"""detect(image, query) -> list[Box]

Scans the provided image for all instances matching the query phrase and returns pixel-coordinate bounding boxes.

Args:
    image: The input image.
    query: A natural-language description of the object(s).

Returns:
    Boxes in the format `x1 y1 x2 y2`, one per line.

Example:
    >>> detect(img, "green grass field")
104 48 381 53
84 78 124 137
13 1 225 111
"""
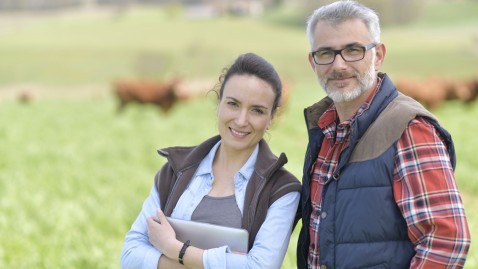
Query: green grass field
1 1 477 268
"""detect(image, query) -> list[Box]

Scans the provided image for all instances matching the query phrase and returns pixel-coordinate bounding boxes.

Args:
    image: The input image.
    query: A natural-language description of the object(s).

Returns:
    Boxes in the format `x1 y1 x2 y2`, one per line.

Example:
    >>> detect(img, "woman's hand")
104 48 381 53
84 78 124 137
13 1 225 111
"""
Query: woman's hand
147 209 182 259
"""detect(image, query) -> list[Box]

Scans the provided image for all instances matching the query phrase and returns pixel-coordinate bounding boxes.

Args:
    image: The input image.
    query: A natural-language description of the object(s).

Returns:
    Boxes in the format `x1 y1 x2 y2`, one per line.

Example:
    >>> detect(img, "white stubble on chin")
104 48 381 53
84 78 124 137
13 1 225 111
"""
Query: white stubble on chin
319 63 376 103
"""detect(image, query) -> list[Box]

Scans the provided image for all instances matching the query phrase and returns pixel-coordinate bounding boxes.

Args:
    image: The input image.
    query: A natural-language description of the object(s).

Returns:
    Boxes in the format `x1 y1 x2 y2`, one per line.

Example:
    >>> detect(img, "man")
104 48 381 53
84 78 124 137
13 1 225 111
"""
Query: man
296 1 471 268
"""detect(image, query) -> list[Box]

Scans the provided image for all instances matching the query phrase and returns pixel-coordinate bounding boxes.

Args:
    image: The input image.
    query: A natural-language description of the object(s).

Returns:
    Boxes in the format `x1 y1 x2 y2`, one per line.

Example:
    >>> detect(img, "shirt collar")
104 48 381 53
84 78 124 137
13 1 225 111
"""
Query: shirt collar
195 140 258 182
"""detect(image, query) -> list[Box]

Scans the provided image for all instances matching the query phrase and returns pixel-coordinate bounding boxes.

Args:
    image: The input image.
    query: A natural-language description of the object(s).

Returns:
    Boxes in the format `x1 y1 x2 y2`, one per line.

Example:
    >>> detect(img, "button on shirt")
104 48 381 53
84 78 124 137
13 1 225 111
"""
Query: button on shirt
121 141 300 269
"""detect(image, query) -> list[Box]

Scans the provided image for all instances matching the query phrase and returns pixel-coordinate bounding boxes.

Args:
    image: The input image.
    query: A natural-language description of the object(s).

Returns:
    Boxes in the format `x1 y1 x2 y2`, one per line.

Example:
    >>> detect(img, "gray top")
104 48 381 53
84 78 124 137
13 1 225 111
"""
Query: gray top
191 194 242 228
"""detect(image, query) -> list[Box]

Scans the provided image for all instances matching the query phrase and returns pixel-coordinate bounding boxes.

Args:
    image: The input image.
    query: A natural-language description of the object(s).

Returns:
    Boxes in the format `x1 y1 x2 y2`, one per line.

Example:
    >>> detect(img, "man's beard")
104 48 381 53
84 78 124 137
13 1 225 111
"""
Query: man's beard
319 62 376 103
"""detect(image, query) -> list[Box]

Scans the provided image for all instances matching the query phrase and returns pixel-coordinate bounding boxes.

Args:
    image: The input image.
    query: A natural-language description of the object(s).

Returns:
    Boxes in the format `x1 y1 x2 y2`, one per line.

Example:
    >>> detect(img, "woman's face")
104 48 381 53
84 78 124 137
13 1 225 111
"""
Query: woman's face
217 74 275 154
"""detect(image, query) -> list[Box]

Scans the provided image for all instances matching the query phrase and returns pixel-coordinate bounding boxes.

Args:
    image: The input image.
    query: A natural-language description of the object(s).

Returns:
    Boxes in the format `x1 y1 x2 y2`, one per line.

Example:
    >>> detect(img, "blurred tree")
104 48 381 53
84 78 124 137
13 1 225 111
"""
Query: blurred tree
299 0 426 25
82 0 97 10
0 0 427 18
0 0 82 10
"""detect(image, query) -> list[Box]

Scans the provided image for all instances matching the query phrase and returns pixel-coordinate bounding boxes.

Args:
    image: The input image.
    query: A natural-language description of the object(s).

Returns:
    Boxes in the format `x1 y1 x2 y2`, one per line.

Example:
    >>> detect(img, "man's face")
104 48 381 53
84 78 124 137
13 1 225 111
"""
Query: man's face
308 19 385 103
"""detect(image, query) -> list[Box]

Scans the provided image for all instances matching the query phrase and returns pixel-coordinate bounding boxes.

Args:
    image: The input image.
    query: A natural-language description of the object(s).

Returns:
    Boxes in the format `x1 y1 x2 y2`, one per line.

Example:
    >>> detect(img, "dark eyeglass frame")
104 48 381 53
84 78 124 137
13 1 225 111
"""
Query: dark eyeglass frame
311 43 377 65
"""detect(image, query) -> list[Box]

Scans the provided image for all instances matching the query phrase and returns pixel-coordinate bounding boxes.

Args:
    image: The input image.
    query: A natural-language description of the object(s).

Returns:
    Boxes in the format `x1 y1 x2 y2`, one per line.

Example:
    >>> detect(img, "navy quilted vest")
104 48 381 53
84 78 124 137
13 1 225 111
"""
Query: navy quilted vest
297 73 455 269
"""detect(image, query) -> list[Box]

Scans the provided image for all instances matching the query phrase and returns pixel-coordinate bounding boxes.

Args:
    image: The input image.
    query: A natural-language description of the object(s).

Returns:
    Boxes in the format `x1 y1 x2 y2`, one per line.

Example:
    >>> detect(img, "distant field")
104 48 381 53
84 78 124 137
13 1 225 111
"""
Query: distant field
0 1 477 86
1 1 477 268
0 6 310 86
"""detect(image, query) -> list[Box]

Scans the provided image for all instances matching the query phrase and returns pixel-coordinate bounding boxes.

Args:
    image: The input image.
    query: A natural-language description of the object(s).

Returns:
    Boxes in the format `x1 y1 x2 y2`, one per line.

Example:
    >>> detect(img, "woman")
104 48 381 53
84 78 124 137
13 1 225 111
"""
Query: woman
120 53 301 269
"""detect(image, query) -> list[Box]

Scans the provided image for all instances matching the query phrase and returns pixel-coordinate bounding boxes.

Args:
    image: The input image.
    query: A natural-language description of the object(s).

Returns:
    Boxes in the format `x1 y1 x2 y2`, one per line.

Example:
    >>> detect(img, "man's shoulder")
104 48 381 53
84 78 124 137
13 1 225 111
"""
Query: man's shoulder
348 93 440 163
304 96 334 129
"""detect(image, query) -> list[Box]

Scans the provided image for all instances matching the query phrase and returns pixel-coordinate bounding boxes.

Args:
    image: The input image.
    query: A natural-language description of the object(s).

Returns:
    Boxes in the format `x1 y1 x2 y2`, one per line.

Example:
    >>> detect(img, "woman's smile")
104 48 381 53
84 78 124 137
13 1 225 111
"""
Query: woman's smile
229 127 250 138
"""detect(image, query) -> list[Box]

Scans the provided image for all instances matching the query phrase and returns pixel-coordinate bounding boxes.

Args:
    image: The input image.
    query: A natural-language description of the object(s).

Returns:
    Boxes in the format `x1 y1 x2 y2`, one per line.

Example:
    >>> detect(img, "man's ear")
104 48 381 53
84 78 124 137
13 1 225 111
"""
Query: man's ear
374 43 386 70
308 53 316 70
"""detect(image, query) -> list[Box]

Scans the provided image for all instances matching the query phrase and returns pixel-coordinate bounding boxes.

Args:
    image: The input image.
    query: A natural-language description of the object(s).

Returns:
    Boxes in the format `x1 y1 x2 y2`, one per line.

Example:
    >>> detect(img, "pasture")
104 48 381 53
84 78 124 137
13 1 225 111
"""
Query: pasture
1 1 478 268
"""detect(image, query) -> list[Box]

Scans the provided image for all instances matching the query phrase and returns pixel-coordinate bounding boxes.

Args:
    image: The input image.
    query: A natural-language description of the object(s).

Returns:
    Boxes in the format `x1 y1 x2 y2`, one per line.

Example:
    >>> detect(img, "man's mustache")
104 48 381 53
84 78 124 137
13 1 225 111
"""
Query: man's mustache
326 71 356 80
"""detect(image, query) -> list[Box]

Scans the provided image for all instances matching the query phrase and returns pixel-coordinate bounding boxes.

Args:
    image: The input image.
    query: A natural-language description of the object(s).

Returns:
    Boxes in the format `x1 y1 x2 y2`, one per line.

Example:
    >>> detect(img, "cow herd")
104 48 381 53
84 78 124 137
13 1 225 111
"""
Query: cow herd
396 76 478 110
10 75 478 113
112 75 478 114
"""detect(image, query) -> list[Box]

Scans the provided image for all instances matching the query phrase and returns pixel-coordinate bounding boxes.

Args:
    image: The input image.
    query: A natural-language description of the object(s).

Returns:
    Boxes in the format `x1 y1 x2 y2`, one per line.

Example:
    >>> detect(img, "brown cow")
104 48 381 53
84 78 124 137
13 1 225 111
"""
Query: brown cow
396 78 445 109
396 76 478 110
17 89 36 104
469 78 478 102
113 78 181 113
450 78 478 104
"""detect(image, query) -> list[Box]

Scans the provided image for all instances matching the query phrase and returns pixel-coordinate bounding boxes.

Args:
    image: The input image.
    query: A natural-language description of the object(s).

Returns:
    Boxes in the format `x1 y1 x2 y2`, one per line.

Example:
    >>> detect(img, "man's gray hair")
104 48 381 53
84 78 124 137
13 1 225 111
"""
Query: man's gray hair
306 0 381 50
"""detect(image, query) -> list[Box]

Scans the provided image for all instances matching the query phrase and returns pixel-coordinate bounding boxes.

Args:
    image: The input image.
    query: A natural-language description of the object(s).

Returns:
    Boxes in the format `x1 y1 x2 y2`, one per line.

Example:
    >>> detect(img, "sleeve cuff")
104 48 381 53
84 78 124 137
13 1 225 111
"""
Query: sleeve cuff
202 246 229 269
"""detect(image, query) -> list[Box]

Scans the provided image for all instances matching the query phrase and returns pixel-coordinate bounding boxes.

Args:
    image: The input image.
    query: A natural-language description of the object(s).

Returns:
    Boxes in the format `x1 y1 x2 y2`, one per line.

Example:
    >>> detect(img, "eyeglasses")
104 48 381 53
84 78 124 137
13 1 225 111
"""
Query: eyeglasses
311 43 377 65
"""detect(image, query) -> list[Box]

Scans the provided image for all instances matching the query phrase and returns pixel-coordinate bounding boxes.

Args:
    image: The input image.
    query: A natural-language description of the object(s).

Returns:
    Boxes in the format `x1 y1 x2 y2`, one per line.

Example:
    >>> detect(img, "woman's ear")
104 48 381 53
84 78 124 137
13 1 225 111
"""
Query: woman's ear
266 117 273 130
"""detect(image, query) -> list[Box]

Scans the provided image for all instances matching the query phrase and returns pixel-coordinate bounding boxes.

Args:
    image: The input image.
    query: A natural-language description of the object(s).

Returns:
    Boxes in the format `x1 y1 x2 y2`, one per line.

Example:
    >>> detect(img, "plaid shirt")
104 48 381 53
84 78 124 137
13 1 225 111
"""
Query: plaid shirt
308 84 470 268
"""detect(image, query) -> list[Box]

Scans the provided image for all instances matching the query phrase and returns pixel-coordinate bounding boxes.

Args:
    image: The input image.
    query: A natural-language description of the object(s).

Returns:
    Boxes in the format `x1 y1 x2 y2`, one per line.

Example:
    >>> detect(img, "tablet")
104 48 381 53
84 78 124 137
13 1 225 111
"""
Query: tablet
166 217 249 253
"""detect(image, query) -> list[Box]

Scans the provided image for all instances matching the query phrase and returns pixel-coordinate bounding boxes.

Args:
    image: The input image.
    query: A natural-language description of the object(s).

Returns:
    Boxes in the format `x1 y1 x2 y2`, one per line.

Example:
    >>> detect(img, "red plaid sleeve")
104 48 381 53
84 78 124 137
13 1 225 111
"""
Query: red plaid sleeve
393 117 471 268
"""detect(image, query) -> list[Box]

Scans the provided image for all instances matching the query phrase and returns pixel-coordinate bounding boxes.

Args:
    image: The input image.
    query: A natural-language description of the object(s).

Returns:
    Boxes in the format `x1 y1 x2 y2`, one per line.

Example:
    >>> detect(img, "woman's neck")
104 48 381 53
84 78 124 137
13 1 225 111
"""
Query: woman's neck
213 144 253 174
209 144 253 197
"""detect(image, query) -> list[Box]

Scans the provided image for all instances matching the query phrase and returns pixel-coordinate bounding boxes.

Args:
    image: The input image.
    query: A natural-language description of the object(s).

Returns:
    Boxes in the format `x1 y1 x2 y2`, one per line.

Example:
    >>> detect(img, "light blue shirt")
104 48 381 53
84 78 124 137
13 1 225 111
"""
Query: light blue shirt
121 142 300 269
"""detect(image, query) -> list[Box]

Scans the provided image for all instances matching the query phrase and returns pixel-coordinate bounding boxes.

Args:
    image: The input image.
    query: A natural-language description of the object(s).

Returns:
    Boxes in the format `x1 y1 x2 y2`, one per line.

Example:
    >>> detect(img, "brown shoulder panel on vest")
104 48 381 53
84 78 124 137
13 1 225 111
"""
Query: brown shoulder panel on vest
349 93 437 163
